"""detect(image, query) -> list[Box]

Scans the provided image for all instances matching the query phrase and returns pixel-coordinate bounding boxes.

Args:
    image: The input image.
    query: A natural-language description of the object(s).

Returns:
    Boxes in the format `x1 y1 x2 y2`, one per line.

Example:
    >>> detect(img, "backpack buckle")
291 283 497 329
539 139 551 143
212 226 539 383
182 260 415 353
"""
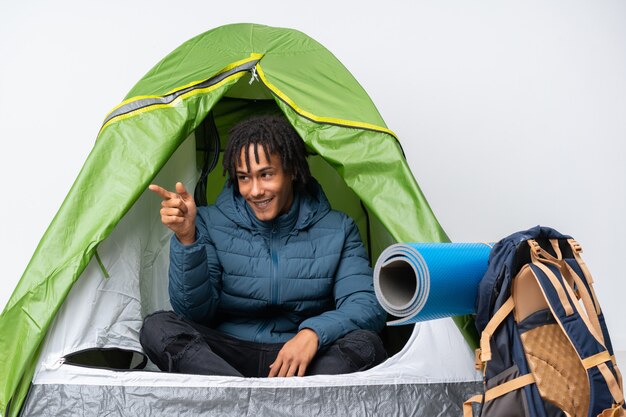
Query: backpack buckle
474 348 485 371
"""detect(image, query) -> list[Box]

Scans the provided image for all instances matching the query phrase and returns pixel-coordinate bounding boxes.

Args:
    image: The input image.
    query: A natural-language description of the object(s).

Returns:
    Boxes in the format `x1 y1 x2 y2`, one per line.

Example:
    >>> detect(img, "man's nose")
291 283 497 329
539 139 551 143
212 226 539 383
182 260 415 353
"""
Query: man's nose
251 178 264 197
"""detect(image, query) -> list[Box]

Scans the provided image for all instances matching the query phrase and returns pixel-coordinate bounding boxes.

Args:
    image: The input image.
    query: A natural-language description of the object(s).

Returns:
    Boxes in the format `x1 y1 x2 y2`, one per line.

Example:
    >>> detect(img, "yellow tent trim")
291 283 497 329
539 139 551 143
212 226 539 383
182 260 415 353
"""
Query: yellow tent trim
255 63 397 139
99 72 248 134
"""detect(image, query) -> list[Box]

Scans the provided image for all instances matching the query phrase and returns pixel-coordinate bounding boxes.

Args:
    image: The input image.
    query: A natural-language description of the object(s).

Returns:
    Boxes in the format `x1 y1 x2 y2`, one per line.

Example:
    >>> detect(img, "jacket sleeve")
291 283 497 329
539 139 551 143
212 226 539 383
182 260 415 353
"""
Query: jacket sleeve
168 209 222 325
298 215 387 349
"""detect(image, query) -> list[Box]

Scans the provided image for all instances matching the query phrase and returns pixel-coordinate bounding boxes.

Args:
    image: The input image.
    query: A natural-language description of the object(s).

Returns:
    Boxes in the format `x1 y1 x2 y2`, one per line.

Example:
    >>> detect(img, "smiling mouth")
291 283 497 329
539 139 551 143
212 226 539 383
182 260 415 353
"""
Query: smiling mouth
251 198 273 210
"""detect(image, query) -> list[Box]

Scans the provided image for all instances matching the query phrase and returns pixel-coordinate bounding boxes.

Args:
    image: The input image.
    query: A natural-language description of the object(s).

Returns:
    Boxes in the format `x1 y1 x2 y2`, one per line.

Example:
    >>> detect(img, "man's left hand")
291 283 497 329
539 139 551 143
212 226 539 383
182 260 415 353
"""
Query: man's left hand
268 328 319 377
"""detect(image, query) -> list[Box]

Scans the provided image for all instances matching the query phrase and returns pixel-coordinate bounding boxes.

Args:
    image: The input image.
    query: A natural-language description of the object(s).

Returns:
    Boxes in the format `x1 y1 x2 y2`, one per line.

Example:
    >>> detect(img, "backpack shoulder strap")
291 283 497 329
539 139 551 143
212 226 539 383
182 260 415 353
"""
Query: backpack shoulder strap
478 296 514 363
526 239 625 410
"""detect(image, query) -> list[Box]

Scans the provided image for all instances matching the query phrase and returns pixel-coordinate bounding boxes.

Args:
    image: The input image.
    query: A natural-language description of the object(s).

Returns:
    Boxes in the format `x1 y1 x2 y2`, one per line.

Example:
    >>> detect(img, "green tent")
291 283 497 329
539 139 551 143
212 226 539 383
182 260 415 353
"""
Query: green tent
0 23 478 417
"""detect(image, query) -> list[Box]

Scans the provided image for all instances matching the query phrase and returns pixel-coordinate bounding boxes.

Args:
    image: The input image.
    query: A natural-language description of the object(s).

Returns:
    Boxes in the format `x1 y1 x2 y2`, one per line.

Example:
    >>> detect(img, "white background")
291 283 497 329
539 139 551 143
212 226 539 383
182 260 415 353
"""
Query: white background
1 1 624 357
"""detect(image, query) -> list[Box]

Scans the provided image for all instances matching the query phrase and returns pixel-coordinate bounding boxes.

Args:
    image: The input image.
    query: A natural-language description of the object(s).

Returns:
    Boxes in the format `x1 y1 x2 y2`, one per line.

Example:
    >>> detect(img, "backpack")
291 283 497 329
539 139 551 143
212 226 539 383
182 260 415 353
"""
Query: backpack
465 226 625 417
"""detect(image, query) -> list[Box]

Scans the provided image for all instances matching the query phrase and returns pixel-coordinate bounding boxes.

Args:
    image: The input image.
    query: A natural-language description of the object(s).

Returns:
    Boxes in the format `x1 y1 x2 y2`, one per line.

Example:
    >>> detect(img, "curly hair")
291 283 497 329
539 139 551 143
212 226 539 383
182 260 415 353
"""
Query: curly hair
223 115 314 195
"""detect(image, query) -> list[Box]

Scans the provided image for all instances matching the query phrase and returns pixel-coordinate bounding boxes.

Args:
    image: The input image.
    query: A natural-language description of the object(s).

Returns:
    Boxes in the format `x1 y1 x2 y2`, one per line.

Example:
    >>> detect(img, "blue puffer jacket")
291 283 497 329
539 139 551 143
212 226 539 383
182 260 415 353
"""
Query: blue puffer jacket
168 181 386 348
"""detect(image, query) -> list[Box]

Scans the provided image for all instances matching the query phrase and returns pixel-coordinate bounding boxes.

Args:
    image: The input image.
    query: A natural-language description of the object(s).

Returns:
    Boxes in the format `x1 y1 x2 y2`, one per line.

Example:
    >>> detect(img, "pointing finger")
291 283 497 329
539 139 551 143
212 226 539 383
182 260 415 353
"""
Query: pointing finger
148 184 175 200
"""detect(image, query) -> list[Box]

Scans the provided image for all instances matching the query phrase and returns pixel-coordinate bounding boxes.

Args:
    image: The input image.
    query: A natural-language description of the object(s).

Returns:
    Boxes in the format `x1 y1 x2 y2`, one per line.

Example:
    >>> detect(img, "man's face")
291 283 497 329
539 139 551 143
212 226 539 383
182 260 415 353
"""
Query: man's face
236 144 294 222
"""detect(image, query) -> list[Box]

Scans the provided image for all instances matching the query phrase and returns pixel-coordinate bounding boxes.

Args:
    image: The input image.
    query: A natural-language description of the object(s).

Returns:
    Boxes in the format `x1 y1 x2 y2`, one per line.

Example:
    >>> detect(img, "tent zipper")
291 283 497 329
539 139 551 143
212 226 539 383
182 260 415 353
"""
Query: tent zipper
101 57 261 130
43 357 65 371
249 66 259 85
270 227 279 305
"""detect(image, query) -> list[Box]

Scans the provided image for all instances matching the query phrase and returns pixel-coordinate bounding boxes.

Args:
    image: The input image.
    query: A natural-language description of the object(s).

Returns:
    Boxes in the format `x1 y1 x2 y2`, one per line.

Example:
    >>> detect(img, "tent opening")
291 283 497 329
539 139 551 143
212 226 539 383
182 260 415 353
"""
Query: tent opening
41 78 414 374
184 84 414 359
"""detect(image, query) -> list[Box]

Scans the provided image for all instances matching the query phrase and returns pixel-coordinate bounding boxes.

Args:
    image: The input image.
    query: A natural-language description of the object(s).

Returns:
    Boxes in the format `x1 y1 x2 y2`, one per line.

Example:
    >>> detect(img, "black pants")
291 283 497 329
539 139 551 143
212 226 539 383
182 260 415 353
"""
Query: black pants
140 311 387 377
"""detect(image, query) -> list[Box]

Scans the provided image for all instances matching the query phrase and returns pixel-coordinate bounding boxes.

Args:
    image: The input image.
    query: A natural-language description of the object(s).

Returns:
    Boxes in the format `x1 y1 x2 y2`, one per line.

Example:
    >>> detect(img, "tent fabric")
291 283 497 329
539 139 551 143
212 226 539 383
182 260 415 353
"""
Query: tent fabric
21 383 481 417
23 137 479 416
23 314 480 416
0 23 474 416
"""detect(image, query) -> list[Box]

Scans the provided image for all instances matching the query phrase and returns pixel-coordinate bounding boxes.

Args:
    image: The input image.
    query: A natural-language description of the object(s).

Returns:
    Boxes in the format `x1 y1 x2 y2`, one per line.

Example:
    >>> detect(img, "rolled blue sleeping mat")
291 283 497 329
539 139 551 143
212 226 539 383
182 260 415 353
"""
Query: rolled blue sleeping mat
373 242 493 325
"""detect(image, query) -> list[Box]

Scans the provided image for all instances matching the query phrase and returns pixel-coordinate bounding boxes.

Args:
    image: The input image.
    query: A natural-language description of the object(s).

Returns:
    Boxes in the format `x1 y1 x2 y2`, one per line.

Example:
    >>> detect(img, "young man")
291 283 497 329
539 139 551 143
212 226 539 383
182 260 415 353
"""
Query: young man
140 115 387 377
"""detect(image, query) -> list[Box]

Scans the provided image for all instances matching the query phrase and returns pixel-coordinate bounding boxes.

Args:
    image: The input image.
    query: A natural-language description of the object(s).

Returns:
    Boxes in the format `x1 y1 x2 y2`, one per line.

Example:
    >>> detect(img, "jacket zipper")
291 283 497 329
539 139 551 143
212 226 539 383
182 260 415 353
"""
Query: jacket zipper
255 227 279 343
270 226 279 305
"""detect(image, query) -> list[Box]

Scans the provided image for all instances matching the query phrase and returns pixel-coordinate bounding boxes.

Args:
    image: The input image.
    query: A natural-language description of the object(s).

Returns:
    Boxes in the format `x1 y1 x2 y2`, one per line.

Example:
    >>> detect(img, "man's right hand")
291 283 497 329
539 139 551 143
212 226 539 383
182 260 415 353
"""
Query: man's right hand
149 182 197 245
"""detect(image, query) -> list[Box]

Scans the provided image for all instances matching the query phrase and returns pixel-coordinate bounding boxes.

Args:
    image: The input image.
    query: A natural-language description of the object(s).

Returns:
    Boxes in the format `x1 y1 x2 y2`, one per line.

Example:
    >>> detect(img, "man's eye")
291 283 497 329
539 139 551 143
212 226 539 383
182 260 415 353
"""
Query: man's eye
237 176 249 182
262 172 274 178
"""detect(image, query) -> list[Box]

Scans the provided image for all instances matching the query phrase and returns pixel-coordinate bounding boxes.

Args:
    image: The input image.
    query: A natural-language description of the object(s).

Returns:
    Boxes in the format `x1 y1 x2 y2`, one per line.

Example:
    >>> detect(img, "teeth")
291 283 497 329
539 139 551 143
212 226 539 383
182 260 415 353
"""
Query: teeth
254 199 271 208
